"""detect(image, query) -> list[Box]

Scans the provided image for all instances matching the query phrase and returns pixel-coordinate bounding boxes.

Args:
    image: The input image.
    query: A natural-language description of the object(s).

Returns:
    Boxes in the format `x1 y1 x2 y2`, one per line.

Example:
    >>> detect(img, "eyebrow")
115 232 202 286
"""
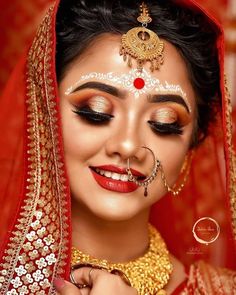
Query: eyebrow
148 94 190 113
71 81 190 113
71 81 125 98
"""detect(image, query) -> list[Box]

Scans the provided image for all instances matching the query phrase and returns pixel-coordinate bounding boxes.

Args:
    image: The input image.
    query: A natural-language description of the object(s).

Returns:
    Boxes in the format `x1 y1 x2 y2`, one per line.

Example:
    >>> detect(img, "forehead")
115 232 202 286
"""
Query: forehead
61 34 195 101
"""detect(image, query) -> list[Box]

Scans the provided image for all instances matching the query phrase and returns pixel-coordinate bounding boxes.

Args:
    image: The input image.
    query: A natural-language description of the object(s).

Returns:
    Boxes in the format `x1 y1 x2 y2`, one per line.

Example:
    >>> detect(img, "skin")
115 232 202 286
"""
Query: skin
58 34 196 294
54 267 138 295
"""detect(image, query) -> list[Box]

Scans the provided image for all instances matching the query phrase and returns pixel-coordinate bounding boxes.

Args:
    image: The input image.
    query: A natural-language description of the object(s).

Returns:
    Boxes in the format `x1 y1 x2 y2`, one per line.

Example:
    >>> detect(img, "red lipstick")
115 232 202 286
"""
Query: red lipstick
90 165 145 194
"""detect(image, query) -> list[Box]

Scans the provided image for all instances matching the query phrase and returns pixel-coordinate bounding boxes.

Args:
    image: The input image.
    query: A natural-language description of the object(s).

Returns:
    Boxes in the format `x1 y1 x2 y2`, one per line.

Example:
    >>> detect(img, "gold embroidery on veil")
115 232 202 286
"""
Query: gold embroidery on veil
181 260 236 294
224 76 236 240
0 6 70 294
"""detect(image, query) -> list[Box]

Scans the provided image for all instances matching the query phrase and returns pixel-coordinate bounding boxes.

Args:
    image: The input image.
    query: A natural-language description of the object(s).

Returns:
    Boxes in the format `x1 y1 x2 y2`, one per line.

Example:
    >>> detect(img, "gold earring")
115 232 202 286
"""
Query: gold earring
160 151 194 196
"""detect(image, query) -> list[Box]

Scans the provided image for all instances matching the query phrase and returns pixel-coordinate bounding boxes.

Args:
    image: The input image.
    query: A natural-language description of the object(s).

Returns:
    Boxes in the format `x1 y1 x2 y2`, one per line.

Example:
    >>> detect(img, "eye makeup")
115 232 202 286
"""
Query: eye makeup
72 95 113 124
148 121 183 135
148 107 183 135
72 95 184 135
65 68 192 113
85 95 113 114
150 108 178 124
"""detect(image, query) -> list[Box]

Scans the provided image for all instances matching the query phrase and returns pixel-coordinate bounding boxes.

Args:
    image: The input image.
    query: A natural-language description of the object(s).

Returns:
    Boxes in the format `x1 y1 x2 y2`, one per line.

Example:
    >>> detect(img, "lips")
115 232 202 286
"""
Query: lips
90 165 145 193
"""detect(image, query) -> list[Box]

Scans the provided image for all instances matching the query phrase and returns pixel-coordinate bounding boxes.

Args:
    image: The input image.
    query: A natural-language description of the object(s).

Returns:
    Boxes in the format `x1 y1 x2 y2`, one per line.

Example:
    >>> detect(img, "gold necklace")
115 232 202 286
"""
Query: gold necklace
71 224 173 295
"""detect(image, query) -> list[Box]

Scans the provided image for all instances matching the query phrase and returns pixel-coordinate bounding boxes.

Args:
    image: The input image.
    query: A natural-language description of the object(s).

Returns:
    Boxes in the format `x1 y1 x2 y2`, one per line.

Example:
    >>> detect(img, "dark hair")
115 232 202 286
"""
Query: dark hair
56 0 220 147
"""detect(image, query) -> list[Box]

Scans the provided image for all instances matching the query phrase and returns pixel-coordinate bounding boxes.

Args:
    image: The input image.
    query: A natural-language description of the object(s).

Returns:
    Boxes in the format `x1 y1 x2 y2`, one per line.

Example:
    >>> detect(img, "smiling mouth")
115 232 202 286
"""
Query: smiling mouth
90 166 146 182
95 168 131 181
89 165 146 193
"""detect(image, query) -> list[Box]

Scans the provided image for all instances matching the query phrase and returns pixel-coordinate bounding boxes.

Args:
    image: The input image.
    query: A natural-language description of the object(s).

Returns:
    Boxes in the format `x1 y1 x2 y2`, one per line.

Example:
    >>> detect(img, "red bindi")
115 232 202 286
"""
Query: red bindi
133 77 145 89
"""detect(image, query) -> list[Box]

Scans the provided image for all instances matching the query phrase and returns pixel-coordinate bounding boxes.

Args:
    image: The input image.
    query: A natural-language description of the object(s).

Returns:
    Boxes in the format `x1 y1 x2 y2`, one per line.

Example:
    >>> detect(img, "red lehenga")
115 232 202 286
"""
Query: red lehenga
0 0 235 294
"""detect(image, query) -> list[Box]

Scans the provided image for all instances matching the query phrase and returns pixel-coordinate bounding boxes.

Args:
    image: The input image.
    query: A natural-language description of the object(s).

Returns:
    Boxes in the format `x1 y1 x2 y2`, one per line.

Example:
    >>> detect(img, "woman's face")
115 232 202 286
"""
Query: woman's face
59 34 196 221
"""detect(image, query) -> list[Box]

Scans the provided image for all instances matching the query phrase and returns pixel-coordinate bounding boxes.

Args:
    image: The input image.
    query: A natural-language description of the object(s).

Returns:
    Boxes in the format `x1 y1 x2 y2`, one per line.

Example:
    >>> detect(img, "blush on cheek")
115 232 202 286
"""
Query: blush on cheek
60 100 104 160
155 141 188 190
62 122 110 161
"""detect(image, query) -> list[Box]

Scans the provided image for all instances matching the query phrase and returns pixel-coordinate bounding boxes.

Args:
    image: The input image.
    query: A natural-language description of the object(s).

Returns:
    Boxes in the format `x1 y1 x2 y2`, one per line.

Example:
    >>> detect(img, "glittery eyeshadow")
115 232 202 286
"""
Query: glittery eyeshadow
87 95 112 113
151 108 178 124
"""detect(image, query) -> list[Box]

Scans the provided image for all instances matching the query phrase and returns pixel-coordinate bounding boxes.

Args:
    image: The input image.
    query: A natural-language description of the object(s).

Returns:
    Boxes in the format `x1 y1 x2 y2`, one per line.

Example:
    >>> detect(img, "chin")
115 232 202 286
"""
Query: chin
91 204 142 222
72 189 151 222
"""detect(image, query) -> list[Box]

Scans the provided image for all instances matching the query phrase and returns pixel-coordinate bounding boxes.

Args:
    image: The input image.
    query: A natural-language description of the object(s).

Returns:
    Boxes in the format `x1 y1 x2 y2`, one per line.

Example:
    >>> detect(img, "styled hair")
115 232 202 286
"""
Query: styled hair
56 0 220 146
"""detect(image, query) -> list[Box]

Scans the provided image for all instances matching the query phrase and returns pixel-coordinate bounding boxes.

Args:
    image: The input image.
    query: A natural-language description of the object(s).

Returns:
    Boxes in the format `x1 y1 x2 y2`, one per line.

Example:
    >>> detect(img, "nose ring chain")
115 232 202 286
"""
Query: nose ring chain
126 146 161 197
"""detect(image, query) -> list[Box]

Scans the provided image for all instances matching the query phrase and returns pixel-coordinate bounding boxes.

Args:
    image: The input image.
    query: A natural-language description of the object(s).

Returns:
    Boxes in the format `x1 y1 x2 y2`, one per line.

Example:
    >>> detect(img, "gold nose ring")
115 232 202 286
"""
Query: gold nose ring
126 146 160 197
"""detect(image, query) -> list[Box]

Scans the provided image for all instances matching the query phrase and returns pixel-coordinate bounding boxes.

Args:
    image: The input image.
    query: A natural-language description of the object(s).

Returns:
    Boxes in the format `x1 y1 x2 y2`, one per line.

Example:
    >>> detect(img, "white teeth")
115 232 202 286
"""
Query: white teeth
104 171 111 178
111 173 120 180
121 174 129 181
96 168 104 175
94 168 131 182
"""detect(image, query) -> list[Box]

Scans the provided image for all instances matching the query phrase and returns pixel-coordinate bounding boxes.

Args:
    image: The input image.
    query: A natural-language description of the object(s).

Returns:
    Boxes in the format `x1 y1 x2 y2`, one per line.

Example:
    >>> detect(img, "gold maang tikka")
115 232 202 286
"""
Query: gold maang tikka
120 2 164 72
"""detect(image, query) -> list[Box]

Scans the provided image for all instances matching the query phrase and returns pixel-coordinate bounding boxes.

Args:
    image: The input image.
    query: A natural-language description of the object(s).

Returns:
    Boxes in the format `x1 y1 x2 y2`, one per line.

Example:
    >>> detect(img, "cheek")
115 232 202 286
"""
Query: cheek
164 147 187 184
60 100 108 162
152 127 193 187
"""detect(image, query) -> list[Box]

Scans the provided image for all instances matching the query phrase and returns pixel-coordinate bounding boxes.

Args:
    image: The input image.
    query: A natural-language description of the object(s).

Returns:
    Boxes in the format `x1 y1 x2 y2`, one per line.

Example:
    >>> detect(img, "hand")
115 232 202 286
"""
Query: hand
54 267 138 295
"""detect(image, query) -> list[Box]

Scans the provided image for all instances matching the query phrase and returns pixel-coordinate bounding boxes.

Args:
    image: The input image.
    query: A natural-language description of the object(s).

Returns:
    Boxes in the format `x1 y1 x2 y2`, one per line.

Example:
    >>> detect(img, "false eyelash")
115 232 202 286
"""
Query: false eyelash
148 120 183 135
72 106 114 124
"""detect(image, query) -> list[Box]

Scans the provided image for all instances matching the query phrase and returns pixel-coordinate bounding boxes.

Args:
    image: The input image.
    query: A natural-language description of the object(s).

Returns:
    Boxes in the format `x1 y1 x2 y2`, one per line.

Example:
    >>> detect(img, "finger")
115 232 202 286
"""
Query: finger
71 267 138 295
72 266 107 286
110 269 131 287
79 288 90 295
72 266 132 289
53 278 83 295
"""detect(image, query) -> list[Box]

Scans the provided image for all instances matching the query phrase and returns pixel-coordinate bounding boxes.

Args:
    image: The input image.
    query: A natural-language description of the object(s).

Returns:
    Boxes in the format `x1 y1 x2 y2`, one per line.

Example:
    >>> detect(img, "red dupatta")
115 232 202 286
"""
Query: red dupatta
0 0 235 294
0 5 71 293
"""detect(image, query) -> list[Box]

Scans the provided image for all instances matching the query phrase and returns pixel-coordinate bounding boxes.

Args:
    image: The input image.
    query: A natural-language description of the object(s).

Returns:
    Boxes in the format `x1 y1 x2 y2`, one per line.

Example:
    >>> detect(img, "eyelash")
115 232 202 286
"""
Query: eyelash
73 106 114 124
73 107 183 135
148 120 183 135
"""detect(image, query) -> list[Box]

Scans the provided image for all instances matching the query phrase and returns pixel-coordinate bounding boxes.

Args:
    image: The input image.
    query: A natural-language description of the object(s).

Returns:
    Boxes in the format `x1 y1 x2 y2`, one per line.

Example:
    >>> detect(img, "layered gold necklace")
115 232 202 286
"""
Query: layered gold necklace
71 224 173 295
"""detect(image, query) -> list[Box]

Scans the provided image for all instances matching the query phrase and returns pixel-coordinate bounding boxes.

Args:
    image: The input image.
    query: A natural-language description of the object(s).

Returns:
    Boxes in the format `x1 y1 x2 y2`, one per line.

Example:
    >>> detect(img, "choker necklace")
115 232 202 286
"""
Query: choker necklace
71 224 173 295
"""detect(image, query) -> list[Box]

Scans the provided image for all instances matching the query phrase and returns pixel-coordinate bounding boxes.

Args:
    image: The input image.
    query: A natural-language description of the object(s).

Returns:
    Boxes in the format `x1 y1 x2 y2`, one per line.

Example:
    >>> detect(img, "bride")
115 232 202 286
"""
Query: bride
0 0 235 294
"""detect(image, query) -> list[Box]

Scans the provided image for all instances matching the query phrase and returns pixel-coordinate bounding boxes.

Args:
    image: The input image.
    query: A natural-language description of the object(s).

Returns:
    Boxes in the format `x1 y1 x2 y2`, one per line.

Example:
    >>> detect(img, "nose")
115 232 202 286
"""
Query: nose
105 122 147 163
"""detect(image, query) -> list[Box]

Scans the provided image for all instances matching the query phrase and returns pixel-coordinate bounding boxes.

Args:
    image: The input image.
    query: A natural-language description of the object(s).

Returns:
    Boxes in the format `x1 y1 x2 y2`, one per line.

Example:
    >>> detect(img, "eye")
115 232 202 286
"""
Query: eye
148 121 183 135
73 105 114 124
148 108 183 135
72 95 114 125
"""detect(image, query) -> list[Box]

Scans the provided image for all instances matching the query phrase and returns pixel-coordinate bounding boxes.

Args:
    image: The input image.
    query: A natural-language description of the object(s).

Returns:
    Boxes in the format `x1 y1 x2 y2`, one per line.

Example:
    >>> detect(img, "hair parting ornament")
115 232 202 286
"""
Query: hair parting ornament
120 2 164 72
65 4 191 110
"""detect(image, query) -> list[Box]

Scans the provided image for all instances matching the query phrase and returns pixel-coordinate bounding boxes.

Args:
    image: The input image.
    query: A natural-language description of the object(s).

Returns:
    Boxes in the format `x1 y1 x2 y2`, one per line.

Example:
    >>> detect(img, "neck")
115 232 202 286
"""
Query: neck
71 202 150 263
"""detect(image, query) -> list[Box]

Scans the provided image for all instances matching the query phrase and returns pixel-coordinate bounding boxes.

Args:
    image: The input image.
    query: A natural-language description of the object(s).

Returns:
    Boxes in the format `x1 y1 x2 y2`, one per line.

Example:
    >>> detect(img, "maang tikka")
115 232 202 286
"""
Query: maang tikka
120 2 164 72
